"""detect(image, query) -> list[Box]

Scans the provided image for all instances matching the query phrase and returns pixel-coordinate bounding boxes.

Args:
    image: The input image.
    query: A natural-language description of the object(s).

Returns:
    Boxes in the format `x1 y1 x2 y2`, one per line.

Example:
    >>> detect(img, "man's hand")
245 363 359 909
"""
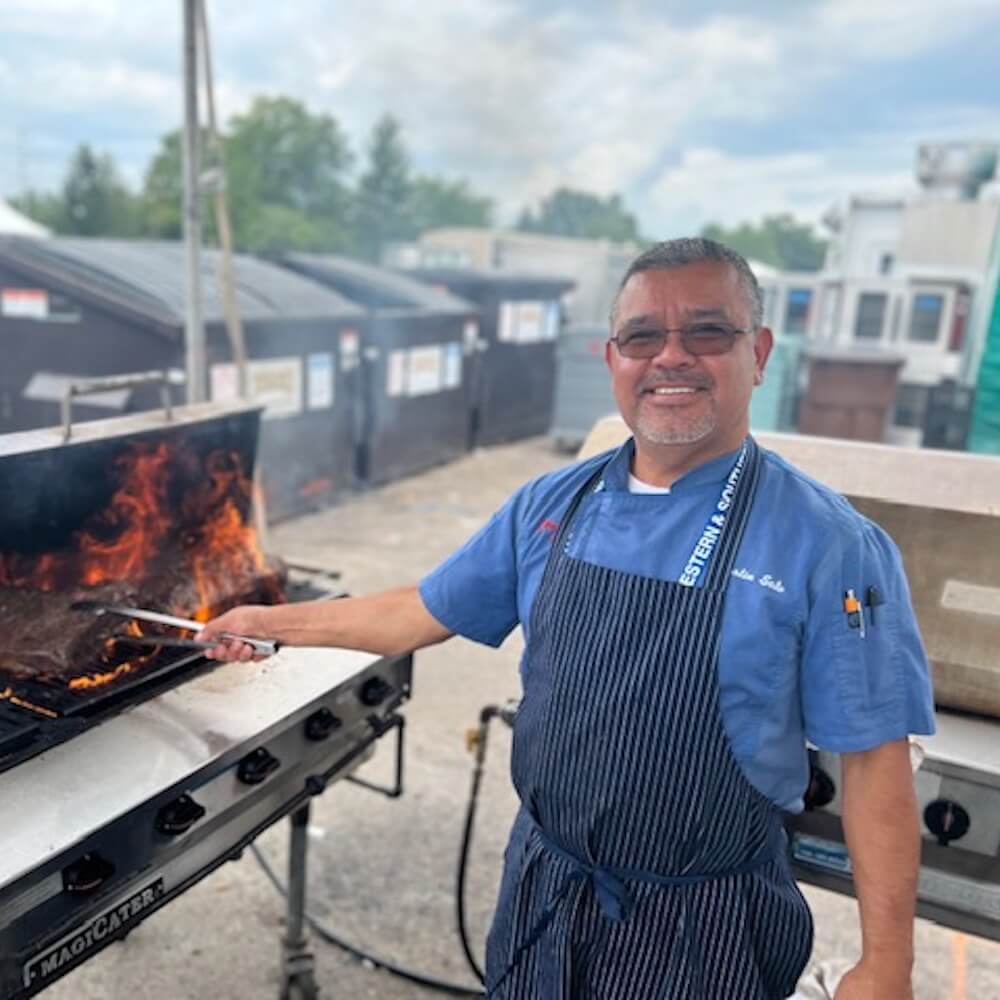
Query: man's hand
834 959 914 1000
200 605 275 662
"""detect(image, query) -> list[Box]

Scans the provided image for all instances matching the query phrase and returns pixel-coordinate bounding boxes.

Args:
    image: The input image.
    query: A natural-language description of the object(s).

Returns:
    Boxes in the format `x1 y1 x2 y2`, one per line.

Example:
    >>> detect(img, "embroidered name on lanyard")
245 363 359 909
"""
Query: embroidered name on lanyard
678 443 748 588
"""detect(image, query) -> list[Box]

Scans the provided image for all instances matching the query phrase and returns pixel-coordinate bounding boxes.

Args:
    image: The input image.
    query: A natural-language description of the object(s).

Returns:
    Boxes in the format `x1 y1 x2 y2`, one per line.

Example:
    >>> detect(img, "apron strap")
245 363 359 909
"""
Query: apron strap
703 436 762 591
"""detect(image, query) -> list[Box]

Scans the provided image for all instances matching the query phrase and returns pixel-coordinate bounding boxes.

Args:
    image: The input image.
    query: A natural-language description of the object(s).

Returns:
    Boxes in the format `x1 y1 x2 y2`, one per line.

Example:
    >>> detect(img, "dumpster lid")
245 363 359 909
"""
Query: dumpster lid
281 253 476 315
0 237 364 329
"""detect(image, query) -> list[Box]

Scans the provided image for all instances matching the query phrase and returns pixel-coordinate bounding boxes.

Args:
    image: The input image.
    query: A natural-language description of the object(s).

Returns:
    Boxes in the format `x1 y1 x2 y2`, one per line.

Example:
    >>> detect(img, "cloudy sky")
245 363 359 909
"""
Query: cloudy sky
2 0 999 236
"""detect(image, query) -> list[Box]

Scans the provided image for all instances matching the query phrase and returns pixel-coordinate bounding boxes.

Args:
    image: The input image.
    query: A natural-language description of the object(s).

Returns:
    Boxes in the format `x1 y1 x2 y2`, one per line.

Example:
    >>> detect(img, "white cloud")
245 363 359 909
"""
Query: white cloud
0 0 997 233
808 0 1000 59
645 147 916 234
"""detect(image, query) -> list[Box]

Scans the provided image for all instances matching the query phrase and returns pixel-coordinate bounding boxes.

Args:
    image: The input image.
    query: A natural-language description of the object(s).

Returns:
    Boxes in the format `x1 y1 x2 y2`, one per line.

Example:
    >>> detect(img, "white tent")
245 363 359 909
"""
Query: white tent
0 200 49 237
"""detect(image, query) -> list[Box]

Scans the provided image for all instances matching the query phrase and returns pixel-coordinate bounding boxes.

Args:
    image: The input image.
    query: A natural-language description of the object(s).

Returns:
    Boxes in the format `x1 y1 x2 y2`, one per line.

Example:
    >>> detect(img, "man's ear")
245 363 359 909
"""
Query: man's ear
753 327 774 382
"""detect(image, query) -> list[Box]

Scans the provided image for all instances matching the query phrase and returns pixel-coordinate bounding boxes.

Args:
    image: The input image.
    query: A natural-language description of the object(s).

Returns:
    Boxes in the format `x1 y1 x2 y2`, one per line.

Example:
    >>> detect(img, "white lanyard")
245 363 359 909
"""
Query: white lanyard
677 442 749 588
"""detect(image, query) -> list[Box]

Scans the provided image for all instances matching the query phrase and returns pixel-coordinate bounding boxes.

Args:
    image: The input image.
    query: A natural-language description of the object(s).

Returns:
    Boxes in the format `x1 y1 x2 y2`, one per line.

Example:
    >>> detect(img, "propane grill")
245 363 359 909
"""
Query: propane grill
0 402 412 999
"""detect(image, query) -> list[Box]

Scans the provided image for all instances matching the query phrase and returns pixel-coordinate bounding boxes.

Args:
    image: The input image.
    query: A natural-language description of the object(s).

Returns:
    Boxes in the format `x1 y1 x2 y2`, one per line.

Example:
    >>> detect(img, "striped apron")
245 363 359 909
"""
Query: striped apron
486 437 814 999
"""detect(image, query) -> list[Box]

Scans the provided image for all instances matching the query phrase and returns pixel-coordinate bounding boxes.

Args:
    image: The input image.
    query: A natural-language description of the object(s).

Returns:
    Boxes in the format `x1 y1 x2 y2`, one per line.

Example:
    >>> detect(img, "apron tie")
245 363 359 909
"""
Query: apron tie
488 818 786 996
537 829 634 922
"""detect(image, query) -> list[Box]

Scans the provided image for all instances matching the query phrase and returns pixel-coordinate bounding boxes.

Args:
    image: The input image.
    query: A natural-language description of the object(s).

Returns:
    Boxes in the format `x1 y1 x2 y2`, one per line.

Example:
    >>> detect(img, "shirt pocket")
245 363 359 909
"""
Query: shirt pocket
829 601 902 719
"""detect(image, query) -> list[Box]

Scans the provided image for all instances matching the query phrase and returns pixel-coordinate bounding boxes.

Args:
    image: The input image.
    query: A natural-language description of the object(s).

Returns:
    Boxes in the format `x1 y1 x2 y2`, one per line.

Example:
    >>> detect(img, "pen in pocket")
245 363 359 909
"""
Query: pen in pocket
865 585 883 625
843 589 866 638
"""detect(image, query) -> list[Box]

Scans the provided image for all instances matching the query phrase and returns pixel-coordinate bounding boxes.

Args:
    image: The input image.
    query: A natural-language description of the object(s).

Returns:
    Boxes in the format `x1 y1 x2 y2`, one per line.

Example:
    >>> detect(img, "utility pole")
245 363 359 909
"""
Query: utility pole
182 0 206 403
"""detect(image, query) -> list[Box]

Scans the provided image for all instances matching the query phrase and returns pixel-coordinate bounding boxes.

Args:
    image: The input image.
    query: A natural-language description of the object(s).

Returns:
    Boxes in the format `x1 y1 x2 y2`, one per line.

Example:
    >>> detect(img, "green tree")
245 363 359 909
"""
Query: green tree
225 96 354 250
141 130 188 239
65 145 139 235
14 145 139 236
701 214 827 271
8 189 64 231
517 188 641 242
239 203 329 254
406 175 493 234
140 97 354 252
353 114 414 261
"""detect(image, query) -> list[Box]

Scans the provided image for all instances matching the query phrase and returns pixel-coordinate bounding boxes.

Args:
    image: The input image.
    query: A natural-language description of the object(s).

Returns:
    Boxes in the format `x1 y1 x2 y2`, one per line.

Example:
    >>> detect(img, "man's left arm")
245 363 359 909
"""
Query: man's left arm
835 738 919 1000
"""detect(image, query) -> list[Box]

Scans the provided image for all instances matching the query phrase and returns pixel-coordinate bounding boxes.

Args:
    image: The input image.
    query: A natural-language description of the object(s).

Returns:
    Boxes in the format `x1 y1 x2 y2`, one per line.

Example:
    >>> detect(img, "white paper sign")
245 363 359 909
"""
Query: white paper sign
339 328 361 371
210 364 240 403
407 345 443 396
498 301 558 344
544 301 560 340
2 288 49 319
515 301 545 343
387 350 408 398
498 302 517 343
212 358 303 420
250 358 303 419
443 343 462 389
307 353 334 410
463 320 480 354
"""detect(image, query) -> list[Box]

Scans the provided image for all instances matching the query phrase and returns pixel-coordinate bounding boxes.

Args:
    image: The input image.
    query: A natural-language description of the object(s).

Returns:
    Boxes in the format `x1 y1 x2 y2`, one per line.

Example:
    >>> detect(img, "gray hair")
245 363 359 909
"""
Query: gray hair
610 237 764 330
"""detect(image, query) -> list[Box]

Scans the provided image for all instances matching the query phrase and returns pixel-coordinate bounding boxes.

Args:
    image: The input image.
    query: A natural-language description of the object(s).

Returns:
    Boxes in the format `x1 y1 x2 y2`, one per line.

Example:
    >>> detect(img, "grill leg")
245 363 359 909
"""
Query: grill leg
280 803 319 1000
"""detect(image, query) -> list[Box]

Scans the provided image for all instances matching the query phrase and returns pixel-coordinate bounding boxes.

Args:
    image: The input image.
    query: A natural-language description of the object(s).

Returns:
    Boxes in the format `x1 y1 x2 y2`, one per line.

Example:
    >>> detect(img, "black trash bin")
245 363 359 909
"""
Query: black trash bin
404 268 574 448
279 253 480 485
0 237 366 521
550 324 618 451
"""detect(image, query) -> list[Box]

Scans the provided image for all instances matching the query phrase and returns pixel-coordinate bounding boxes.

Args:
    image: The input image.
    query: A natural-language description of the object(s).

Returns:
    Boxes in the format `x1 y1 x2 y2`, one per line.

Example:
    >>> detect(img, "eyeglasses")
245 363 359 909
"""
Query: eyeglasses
610 322 751 359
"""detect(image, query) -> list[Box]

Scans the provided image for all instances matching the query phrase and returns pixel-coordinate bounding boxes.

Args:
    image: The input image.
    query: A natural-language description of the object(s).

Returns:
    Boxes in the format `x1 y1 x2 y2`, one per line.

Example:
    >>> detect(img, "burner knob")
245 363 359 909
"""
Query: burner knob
63 853 115 895
803 765 836 811
924 799 971 847
156 794 207 836
359 677 394 707
305 708 342 741
237 747 281 785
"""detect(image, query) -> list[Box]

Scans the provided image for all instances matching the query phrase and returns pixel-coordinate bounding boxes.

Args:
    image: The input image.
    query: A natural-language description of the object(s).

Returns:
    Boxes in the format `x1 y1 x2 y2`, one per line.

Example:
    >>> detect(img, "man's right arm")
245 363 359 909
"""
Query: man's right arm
199 585 453 660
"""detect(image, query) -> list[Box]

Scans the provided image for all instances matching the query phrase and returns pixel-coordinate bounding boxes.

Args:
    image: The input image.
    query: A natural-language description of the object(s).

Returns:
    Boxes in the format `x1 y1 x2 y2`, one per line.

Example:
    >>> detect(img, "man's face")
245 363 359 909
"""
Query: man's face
605 262 772 451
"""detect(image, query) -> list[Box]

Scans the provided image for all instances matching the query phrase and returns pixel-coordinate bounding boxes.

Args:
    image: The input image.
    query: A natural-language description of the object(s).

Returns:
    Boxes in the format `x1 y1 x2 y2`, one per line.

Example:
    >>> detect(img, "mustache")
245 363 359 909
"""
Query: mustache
637 370 714 392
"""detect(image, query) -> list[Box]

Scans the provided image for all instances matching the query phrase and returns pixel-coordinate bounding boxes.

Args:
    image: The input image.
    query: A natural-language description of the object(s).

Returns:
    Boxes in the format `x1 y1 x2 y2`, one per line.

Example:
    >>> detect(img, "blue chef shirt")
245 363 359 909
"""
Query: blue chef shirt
420 439 936 813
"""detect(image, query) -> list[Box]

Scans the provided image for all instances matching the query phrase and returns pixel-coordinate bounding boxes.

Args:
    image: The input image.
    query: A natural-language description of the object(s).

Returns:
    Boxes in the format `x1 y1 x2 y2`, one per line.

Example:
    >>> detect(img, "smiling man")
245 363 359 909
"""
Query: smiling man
202 238 935 1000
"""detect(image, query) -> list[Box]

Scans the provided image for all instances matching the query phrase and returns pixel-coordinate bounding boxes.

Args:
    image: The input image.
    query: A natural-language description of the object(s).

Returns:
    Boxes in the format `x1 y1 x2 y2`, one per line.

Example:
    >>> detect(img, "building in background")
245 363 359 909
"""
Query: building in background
802 141 1000 447
386 227 637 327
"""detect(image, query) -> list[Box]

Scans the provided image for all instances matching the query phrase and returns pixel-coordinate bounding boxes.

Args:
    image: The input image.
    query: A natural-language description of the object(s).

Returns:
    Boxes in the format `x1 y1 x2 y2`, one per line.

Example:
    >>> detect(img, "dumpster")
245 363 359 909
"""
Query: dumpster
279 253 479 485
0 237 365 521
405 268 574 447
549 324 617 451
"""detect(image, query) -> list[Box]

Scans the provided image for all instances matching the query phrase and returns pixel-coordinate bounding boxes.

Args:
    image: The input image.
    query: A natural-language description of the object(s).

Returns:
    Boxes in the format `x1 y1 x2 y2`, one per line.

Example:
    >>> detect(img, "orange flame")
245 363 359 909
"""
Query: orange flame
76 442 173 587
182 450 269 622
0 438 276 691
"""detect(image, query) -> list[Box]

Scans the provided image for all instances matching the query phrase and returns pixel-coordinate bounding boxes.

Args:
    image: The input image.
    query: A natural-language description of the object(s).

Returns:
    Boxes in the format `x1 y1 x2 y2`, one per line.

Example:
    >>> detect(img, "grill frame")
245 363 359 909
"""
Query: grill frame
0 645 413 999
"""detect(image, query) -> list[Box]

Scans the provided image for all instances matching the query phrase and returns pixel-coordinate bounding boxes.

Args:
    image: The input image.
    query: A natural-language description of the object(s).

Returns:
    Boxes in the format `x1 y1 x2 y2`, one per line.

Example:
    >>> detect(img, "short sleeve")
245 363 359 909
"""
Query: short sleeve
418 492 523 648
801 519 936 751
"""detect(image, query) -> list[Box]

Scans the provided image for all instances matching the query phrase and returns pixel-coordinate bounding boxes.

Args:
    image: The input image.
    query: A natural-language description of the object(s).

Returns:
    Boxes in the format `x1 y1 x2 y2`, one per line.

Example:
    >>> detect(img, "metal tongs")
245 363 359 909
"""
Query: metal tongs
71 601 281 656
